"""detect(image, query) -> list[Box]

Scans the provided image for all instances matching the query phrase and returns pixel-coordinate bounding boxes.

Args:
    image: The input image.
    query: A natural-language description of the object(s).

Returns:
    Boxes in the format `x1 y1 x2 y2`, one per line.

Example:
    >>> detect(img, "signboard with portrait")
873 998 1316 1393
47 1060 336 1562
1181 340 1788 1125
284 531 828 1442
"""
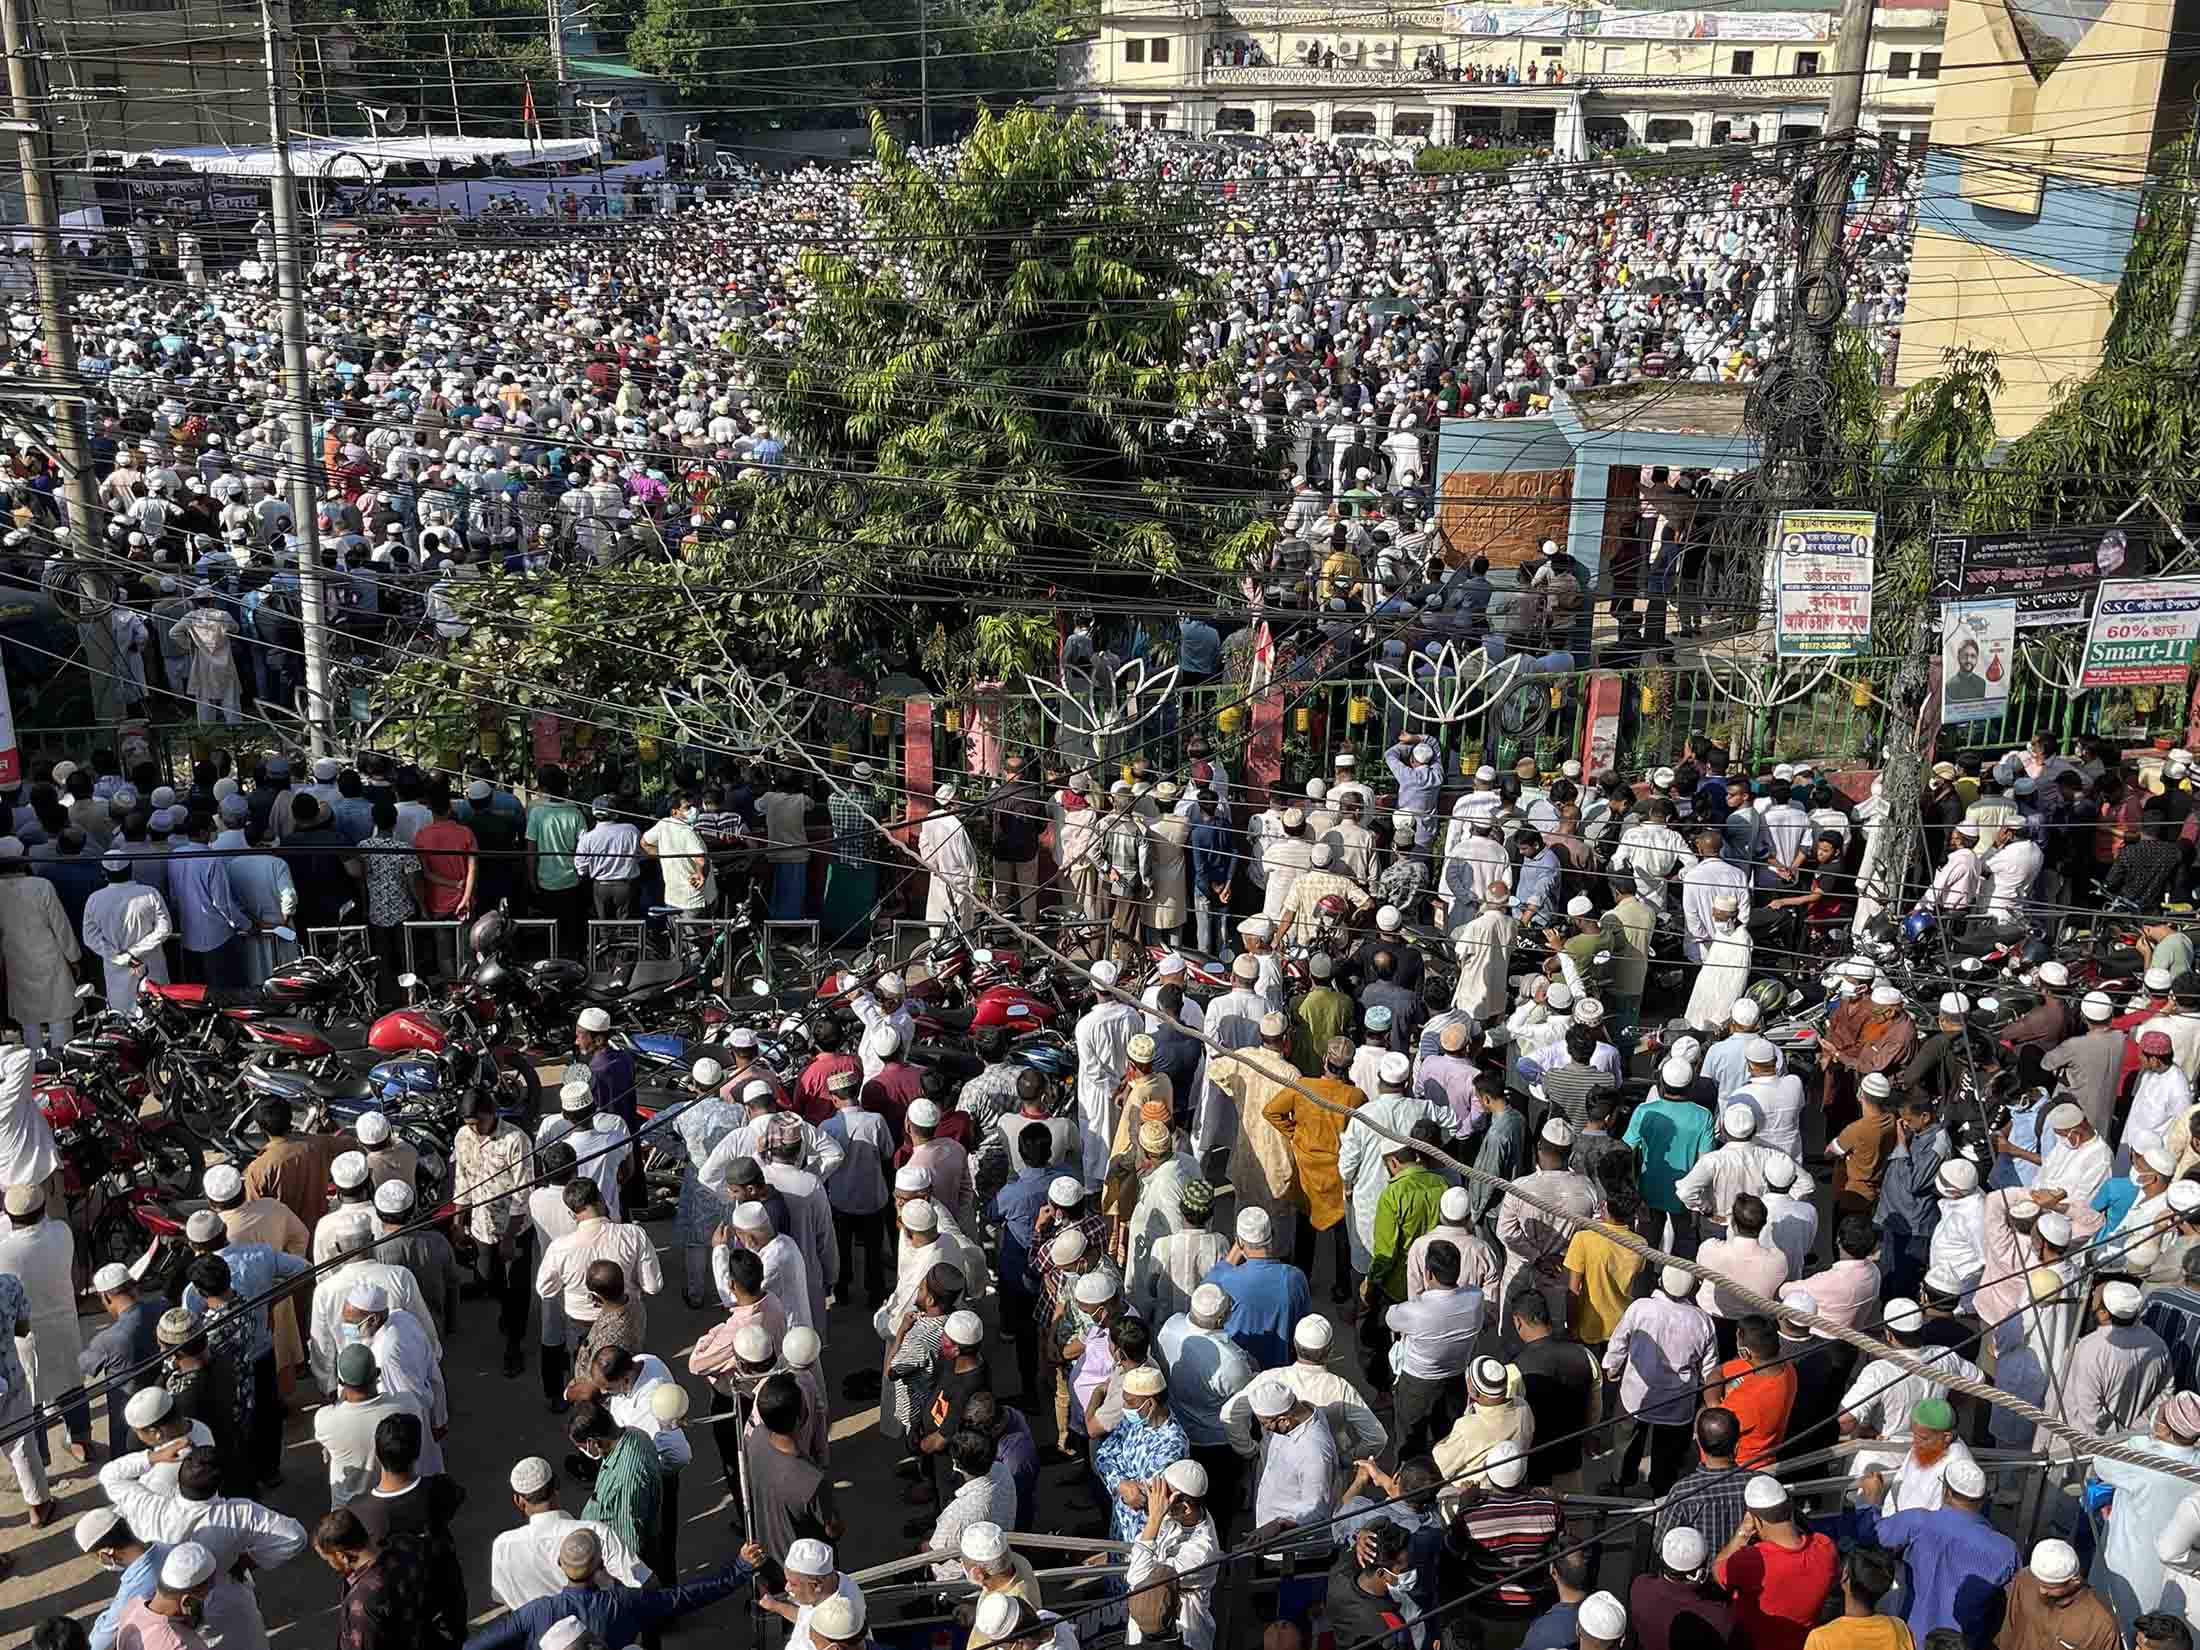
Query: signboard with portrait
1930 523 2154 629
1940 600 2015 725
91 170 271 224
2079 579 2200 689
1773 508 1877 657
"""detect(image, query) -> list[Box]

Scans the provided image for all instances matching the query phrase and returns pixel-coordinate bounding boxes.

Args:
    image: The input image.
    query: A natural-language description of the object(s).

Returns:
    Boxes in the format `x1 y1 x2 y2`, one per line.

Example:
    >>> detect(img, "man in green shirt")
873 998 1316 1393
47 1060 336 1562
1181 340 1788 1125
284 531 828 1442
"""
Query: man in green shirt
1365 1119 1450 1308
525 764 589 955
1291 954 1354 1076
572 1398 663 1579
1623 1058 1717 1245
1548 897 1609 999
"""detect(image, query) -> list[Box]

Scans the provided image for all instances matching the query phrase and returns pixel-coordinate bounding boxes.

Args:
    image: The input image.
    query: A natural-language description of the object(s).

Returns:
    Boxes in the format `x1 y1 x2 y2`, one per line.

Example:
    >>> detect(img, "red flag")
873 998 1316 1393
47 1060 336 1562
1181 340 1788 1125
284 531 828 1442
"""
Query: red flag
521 79 539 151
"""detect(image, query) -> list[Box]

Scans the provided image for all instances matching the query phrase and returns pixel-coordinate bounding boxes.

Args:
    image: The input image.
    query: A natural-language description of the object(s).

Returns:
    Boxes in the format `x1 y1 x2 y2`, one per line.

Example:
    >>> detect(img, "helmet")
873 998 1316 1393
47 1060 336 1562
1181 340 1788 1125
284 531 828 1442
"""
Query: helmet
1315 894 1351 924
471 958 513 996
1899 910 1938 946
467 909 510 960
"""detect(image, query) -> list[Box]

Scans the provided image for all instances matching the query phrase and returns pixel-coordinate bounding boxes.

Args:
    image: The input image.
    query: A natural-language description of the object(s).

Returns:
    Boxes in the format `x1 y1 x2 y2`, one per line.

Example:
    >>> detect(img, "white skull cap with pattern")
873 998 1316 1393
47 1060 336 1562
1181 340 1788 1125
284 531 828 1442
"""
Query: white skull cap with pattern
787 1537 837 1575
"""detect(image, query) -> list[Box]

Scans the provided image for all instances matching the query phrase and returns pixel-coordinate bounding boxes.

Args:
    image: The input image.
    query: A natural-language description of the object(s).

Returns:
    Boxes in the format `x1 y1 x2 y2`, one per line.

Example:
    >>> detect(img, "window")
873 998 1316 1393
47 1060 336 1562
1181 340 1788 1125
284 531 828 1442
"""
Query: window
1125 38 1145 61
1919 51 1941 76
1601 45 1627 71
1146 104 1169 127
1886 50 1913 77
1795 50 1820 74
1394 111 1433 136
1729 48 1754 73
1216 106 1255 130
1332 109 1376 133
1150 37 1170 60
1645 117 1693 142
1539 44 1562 55
1122 105 1141 126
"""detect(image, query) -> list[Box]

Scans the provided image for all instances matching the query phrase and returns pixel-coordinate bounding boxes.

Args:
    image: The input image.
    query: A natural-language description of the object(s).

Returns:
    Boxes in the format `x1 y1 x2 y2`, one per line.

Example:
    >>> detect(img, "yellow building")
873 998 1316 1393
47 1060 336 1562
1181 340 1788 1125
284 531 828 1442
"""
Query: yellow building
1895 0 2197 437
1054 0 1947 155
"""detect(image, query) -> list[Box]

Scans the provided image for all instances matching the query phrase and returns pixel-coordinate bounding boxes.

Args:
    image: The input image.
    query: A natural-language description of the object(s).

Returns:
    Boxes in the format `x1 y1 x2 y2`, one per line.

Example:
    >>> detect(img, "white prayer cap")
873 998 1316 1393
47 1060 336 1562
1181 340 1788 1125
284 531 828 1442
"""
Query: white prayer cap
1870 985 1905 1007
1293 1315 1334 1353
1474 765 1498 784
971 1595 1028 1643
649 1383 691 1424
865 1023 902 1061
374 1180 415 1217
1938 992 1971 1017
558 1078 594 1114
2173 1181 2200 1214
877 971 907 996
577 1006 612 1033
2104 1280 2144 1319
1720 1103 1757 1139
1546 983 1574 1011
1660 1528 1708 1572
1248 1379 1292 1418
1936 1159 1978 1195
74 1507 126 1553
1564 895 1595 918
1376 905 1404 932
1047 1174 1081 1207
1743 1474 1787 1510
2037 961 2071 987
346 1282 390 1313
1728 999 1761 1028
2149 967 2177 992
935 783 957 805
787 1537 837 1575
1073 1270 1116 1307
1946 1457 1988 1498
901 1201 937 1232
2044 1102 2086 1133
729 1028 760 1050
314 756 341 781
184 1210 226 1245
896 1165 935 1193
124 1387 174 1429
1762 1155 1797 1189
1484 1440 1528 1487
1882 1298 1925 1333
1377 1051 1411 1085
202 1165 244 1202
1309 842 1335 867
958 1523 1007 1564
1164 1458 1210 1497
541 1622 591 1650
1440 1187 1471 1222
691 1057 724 1088
1924 1263 1966 1297
1236 1207 1273 1246
2039 1212 2074 1246
1049 1229 1087 1266
1660 1264 1693 1297
510 1456 554 1495
1190 1283 1230 1321
733 1201 773 1234
732 1325 775 1364
2007 1197 2041 1221
2031 1539 2081 1584
2081 992 2116 1021
1540 1118 1575 1148
1579 1592 1628 1643
92 1263 133 1295
1089 960 1120 987
332 1151 371 1189
161 1543 218 1590
1155 953 1188 977
1861 1073 1893 1099
2144 1144 2179 1176
781 1327 821 1367
908 1099 941 1130
944 1309 984 1347
1745 1037 1777 1064
743 1080 774 1104
1778 1286 1817 1318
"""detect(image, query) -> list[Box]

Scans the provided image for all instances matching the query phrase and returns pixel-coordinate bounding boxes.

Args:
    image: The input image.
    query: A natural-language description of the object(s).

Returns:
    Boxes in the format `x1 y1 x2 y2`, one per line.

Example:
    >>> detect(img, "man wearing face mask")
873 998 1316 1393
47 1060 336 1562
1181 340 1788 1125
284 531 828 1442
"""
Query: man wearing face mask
1127 1458 1221 1649
760 1536 865 1650
1326 1516 1426 1650
78 1508 171 1650
1822 977 1917 1138
641 793 715 919
110 1541 219 1650
340 1284 447 1446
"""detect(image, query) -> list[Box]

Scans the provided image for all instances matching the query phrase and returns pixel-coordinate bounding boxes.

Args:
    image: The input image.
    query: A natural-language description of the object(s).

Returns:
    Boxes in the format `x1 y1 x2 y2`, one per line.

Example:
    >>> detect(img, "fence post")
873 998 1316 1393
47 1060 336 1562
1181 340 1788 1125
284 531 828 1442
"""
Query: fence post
1582 670 1623 773
904 696 935 921
1246 686 1284 793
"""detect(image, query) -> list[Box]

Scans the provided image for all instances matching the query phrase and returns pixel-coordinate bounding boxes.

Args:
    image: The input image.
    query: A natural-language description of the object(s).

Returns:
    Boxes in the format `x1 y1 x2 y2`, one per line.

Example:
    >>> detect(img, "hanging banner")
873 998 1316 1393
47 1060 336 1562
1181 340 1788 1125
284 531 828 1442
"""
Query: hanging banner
1940 599 2016 724
0 657 16 788
2080 578 2200 688
1930 523 2155 629
1773 508 1877 658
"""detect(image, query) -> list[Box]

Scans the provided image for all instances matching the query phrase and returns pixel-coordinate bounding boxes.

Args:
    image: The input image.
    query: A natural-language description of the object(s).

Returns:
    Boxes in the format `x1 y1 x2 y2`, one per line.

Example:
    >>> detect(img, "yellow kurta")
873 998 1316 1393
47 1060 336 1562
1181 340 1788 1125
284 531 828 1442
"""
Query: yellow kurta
221 1196 312 1379
1220 1047 1304 1215
1264 1074 1365 1230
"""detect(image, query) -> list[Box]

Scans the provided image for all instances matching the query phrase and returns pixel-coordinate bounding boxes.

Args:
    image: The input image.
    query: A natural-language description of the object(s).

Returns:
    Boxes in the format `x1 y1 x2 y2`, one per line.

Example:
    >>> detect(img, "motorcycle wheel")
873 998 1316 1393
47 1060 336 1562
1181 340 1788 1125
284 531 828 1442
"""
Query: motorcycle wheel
87 1201 146 1274
141 1134 202 1200
486 1047 543 1122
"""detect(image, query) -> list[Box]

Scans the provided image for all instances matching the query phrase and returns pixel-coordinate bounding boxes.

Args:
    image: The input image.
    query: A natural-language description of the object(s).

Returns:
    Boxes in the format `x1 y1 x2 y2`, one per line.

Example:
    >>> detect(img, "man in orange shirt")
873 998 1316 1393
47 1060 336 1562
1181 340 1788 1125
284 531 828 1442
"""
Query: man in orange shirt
409 784 476 980
1712 1314 1797 1468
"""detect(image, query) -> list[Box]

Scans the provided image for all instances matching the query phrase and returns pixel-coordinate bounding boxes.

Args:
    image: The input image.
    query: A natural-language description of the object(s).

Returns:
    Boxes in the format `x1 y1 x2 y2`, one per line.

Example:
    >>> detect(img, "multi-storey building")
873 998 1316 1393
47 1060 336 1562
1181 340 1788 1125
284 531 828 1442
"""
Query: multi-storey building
1053 0 1947 157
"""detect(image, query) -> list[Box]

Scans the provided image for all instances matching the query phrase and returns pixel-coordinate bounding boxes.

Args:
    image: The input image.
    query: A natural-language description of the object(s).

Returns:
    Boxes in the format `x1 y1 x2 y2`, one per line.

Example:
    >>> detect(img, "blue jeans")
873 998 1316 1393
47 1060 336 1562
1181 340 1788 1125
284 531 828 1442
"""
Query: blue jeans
1194 888 1229 957
769 860 806 922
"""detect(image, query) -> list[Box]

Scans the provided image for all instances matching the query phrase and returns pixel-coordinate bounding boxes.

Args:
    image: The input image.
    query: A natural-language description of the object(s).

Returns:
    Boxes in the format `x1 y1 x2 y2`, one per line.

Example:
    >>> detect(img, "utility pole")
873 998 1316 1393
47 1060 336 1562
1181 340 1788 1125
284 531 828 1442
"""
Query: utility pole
547 0 571 139
918 0 932 148
260 0 333 756
444 34 465 136
1790 0 1876 380
1 0 122 723
2171 106 2200 341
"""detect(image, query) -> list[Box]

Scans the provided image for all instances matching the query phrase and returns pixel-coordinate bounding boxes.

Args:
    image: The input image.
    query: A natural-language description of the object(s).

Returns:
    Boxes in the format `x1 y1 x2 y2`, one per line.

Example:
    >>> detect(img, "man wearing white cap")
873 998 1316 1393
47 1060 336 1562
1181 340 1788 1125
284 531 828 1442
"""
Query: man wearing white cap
1439 793 1509 928
1214 1011 1305 1260
1073 960 1141 1190
314 1152 379 1266
1124 1456 1221 1648
82 1260 167 1460
2042 993 2128 1142
339 1278 446 1438
1239 1376 1336 1544
1611 797 1691 915
2007 1101 2113 1237
81 847 173 1012
1337 1048 1460 1282
1679 827 1750 965
1386 738 1441 851
1675 1104 1783 1238
1 1177 98 1468
0 1251 55 1528
1495 1118 1598 1330
353 1109 418 1200
1715 1476 1837 1646
1603 1266 1718 1493
446 1519 755 1650
718 1199 815 1336
1408 1184 1500 1299
368 1176 462 1334
0 842 81 1049
111 1540 218 1650
1683 894 1752 1033
491 1455 651 1609
2000 1538 2118 1650
918 782 979 936
1729 1038 1805 1166
2057 1279 2172 1450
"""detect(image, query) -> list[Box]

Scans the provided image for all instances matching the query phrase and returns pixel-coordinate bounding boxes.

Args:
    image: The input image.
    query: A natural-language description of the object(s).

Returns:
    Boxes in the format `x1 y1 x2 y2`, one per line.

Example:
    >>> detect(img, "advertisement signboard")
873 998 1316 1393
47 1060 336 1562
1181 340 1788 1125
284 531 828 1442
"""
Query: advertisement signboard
1940 600 2016 724
2079 579 2200 689
1773 509 1877 658
1931 523 2154 629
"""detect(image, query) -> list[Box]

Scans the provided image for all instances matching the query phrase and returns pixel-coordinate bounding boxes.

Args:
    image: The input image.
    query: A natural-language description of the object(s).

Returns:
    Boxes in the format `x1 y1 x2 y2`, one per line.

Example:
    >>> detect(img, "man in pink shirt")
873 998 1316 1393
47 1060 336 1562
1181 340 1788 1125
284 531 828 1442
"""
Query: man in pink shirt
1801 1213 1884 1332
116 1542 218 1650
1694 1195 1790 1352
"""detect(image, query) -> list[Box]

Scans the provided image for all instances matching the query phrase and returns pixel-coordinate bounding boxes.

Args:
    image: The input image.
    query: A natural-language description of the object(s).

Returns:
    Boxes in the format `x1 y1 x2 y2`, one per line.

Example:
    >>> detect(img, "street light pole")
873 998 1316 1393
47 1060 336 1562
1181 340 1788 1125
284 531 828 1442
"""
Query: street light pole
260 0 333 755
918 0 932 148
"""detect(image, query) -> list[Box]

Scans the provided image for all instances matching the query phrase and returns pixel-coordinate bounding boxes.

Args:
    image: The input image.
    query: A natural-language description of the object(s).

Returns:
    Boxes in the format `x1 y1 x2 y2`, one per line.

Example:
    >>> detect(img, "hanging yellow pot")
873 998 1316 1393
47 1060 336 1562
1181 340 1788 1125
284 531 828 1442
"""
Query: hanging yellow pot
2134 687 2160 713
1851 679 1874 709
1639 679 1658 714
637 735 659 764
1216 704 1246 736
1121 760 1136 784
1548 682 1563 709
831 739 850 764
573 724 594 750
479 726 501 757
943 706 962 734
438 748 462 773
1293 706 1313 736
870 709 890 739
1347 694 1373 727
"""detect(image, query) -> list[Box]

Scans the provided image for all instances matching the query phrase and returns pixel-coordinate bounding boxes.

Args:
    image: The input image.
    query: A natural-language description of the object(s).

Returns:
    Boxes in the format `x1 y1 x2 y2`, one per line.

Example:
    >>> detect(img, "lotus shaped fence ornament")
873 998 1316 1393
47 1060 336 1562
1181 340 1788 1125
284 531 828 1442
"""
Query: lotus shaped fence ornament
2017 630 2087 695
658 668 814 755
1694 655 1840 712
1370 642 1527 726
1022 657 1180 757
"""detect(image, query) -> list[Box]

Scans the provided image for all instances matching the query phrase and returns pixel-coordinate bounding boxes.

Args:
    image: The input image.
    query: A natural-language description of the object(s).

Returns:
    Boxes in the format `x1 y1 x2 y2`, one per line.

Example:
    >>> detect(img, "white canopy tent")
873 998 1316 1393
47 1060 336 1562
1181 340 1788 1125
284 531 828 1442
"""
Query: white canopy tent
111 133 600 176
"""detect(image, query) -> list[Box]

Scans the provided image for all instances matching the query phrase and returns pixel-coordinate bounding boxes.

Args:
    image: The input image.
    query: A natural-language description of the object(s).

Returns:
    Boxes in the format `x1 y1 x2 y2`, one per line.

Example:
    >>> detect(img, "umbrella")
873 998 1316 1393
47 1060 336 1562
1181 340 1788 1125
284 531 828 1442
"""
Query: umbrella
1635 275 1683 295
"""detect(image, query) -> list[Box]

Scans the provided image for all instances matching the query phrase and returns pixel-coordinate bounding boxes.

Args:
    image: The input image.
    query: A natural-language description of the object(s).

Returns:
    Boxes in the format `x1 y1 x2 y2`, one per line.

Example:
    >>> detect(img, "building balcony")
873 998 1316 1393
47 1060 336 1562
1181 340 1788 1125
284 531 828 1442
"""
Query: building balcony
1203 61 1581 89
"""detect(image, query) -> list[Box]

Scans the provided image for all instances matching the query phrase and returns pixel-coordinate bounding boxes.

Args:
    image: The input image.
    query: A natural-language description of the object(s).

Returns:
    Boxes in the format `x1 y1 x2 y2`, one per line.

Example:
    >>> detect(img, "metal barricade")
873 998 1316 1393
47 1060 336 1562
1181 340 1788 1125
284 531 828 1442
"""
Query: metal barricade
892 920 935 960
508 917 562 964
762 920 820 981
302 924 369 960
587 919 647 976
400 920 466 984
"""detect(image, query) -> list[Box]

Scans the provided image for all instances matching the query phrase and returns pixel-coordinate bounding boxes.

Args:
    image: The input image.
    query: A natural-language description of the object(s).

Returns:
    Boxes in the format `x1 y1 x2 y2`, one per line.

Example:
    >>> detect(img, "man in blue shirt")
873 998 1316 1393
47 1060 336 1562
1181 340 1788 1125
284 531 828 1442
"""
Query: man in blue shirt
1177 612 1222 685
1188 792 1234 957
987 1123 1059 1404
77 1508 171 1650
1205 1206 1313 1371
169 810 249 986
1854 1453 2017 1644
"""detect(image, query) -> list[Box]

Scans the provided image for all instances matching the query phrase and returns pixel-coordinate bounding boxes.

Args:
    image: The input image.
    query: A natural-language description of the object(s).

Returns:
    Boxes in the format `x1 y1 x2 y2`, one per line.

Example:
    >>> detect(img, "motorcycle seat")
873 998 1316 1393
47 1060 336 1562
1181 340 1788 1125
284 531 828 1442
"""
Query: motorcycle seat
907 1041 984 1081
1175 947 1228 972
927 1002 977 1034
263 1017 375 1050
